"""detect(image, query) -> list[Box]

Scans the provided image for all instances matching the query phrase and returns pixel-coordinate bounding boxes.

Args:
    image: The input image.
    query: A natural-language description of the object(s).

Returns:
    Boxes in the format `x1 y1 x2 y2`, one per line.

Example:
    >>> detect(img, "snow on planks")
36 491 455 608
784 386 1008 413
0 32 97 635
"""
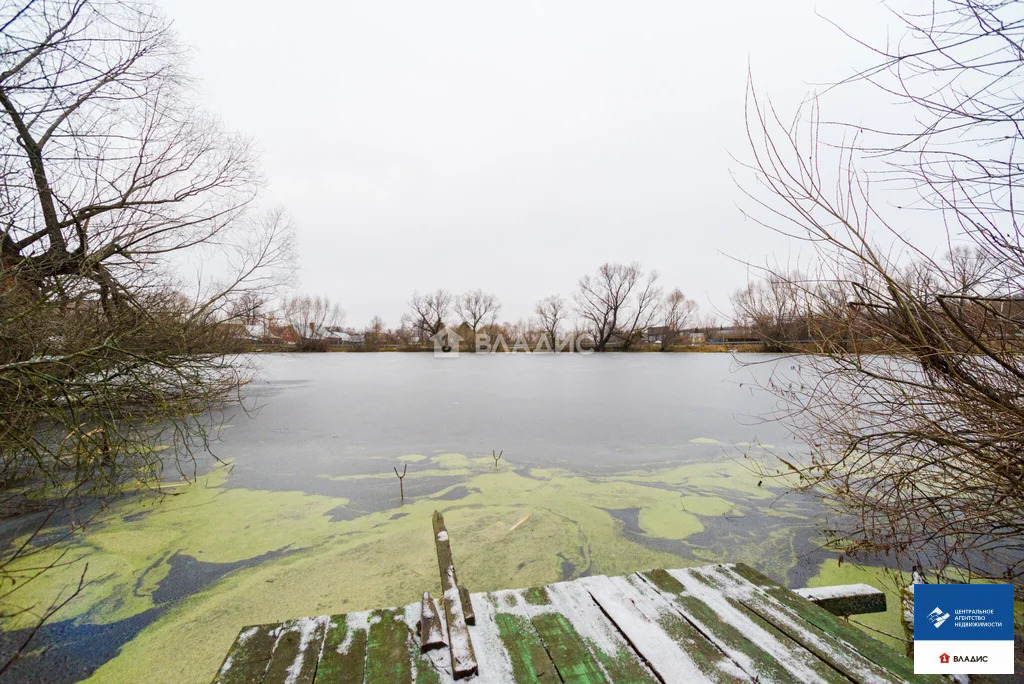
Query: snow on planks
213 563 933 683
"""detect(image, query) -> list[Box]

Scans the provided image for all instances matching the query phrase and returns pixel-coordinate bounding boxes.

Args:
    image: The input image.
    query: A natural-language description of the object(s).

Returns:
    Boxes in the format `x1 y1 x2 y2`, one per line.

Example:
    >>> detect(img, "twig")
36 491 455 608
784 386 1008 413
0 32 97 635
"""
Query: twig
510 514 531 531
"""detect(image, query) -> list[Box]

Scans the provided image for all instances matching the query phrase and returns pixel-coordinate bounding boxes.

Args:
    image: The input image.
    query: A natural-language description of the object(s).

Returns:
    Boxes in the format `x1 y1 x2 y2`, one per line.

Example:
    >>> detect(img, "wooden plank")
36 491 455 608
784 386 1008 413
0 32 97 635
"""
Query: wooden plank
458 585 475 625
314 614 368 684
581 574 744 683
493 611 561 683
729 564 944 683
214 623 279 683
795 584 887 616
530 612 608 683
432 510 478 680
403 605 442 684
263 617 328 684
708 564 938 684
644 568 849 684
522 586 549 606
543 580 658 683
365 608 414 684
420 592 446 651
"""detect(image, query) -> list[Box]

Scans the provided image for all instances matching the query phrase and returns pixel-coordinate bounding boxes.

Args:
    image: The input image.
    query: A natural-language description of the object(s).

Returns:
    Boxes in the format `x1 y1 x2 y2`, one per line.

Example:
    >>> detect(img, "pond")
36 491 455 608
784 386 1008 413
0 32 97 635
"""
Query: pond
0 353 907 683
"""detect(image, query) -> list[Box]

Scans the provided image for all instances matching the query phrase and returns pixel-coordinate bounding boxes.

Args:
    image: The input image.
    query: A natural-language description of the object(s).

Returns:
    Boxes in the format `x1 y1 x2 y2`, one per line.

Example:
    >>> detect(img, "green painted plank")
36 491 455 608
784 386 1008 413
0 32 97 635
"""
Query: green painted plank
646 569 848 684
494 612 561 683
314 615 367 684
584 575 745 683
543 581 658 684
531 612 608 683
703 565 909 683
522 586 550 606
263 618 327 684
214 623 279 683
728 564 945 684
365 608 413 684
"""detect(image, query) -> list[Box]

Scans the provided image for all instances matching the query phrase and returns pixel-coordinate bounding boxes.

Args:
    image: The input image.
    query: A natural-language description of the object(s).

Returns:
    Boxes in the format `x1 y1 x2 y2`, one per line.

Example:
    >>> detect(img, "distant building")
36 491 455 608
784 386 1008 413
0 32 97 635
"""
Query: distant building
313 325 364 347
646 326 706 345
646 326 671 343
705 327 762 345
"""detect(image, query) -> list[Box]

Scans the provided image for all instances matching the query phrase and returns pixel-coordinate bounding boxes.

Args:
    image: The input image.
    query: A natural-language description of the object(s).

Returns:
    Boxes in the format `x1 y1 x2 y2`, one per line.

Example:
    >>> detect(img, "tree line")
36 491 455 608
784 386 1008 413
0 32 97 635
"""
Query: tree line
240 262 712 352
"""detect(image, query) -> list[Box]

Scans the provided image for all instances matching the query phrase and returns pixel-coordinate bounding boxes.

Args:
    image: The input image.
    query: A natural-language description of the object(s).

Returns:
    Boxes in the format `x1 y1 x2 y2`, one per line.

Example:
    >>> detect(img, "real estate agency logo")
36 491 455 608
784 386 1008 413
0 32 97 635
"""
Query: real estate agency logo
928 606 950 628
938 652 989 665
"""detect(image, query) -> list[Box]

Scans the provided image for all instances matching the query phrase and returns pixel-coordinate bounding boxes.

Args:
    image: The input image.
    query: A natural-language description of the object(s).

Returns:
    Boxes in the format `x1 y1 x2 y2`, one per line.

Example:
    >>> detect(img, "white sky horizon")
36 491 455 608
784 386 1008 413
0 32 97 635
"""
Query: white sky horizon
159 0 931 329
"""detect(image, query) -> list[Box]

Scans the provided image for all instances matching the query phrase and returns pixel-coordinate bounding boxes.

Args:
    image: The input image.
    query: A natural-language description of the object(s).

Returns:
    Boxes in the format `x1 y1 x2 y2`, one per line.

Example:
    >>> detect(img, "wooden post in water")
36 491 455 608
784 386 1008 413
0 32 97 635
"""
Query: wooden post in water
432 510 478 679
394 464 407 501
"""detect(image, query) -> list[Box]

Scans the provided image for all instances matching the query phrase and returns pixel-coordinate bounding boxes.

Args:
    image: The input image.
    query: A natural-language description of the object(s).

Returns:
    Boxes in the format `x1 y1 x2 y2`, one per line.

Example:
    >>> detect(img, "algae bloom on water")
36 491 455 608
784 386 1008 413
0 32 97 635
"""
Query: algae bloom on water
0 451 846 684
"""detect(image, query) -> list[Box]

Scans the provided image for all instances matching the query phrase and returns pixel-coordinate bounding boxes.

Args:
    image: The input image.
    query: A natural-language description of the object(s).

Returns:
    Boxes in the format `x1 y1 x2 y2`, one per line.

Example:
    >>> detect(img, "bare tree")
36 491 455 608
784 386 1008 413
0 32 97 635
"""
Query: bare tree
229 292 266 326
730 271 807 352
743 0 1024 586
408 289 451 340
455 289 501 345
660 289 699 350
0 0 292 664
619 271 662 351
535 295 567 351
281 294 343 350
364 315 386 350
574 262 660 351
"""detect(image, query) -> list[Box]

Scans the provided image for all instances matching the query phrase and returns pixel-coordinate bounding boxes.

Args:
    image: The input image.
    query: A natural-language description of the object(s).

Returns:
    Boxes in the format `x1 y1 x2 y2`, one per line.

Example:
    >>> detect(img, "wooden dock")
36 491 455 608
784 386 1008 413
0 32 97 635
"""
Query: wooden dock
214 514 939 683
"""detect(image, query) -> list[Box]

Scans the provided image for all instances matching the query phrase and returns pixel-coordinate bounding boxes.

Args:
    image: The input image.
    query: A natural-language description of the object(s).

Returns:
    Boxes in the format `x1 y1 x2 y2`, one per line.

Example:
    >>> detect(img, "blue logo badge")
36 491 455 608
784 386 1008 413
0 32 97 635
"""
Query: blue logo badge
914 584 1014 642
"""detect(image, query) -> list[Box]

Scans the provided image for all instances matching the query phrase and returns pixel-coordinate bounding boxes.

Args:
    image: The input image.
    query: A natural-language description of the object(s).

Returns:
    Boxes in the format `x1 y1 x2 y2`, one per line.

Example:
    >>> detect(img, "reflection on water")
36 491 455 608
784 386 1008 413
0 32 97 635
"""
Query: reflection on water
1 353 892 683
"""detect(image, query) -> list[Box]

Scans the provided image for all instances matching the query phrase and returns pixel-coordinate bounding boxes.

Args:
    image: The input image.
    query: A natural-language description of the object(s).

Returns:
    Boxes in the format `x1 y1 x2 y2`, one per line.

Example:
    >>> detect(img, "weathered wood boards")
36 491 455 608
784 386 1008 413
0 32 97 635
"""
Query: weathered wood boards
215 562 927 684
432 510 478 679
641 568 848 684
420 592 446 651
214 623 278 683
315 614 367 684
720 564 945 684
458 585 475 626
795 583 887 616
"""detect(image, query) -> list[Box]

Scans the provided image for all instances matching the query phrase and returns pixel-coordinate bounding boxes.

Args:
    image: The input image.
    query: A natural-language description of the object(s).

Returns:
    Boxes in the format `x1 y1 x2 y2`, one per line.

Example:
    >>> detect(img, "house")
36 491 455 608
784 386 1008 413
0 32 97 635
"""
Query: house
646 326 671 343
646 327 706 345
304 325 365 347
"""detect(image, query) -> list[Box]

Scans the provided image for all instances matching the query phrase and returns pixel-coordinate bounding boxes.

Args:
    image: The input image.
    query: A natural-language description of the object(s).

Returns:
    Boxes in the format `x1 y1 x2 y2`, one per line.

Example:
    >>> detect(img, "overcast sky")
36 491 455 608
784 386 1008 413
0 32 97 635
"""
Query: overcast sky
159 0 904 328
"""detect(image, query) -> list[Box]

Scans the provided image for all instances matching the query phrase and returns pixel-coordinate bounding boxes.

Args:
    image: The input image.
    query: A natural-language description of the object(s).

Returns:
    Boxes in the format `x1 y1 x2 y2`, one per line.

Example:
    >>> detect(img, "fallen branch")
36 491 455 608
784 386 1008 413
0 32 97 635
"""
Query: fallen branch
510 514 531 531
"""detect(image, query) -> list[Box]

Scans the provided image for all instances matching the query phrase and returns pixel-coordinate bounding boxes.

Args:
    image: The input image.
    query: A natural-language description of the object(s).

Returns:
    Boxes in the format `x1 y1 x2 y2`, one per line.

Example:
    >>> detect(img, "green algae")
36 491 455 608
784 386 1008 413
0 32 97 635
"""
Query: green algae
680 495 737 516
1 452 819 683
638 502 704 540
2 467 353 629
